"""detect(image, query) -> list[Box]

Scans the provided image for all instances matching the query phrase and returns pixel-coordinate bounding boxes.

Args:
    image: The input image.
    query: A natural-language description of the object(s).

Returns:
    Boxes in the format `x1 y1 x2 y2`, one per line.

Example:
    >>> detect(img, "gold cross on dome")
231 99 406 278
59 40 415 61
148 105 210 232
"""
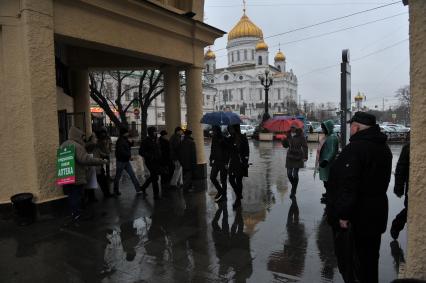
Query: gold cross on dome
243 0 246 14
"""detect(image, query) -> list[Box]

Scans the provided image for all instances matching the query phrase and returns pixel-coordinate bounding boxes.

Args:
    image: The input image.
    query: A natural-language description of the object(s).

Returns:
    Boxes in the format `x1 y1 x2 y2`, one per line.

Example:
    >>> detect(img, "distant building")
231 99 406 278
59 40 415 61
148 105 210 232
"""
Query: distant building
203 10 298 122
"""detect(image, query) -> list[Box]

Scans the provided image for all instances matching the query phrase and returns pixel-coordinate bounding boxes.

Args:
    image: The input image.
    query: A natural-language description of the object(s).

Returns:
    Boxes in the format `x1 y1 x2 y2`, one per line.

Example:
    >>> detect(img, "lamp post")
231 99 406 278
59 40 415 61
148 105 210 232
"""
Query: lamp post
259 68 273 123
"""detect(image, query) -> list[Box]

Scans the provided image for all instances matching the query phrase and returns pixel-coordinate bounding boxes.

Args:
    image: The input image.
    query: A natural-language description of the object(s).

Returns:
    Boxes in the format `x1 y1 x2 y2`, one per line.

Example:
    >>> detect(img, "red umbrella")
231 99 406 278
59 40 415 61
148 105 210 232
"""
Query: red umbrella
263 118 304 132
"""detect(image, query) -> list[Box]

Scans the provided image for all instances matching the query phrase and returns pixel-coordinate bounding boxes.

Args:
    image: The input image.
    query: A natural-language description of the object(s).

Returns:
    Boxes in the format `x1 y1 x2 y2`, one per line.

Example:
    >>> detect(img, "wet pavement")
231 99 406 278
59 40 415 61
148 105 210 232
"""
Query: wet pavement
0 140 407 283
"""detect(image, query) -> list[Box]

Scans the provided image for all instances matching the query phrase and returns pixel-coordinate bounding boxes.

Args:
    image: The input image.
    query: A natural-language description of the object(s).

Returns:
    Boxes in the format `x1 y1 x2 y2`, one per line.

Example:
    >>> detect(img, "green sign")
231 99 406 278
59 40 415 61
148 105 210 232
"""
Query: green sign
56 145 76 185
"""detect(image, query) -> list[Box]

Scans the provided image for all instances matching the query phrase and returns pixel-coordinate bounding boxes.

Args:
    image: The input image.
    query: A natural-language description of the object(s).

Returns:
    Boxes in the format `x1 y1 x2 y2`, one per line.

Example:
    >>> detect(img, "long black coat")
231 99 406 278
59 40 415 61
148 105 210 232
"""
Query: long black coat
327 125 392 236
210 134 230 167
394 142 409 201
228 134 249 177
139 136 161 172
159 137 171 166
179 136 197 172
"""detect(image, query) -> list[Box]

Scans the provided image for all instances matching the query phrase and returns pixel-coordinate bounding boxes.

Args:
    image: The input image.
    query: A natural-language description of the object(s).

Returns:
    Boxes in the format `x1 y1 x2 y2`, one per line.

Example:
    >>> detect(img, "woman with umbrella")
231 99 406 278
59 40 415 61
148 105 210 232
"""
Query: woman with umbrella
228 124 249 209
282 123 308 198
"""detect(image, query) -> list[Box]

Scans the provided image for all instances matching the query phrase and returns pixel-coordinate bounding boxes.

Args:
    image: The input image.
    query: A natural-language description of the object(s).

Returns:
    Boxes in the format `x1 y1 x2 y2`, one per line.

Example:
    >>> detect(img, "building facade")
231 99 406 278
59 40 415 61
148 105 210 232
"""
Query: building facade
203 11 298 121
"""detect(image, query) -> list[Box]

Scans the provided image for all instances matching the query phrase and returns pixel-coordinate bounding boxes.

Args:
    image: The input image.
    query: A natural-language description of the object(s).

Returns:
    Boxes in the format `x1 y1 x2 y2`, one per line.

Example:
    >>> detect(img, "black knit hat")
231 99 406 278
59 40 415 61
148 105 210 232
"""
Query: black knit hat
347 111 376 126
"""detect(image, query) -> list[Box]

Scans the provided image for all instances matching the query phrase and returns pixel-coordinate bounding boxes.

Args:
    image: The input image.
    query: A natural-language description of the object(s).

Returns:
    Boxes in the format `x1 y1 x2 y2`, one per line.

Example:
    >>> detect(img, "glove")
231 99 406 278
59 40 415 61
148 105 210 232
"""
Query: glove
319 160 328 168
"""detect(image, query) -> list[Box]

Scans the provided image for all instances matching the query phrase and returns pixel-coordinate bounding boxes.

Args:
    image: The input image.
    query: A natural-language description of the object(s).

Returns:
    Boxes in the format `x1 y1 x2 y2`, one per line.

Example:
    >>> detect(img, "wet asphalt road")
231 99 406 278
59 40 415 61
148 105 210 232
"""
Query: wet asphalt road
0 140 407 283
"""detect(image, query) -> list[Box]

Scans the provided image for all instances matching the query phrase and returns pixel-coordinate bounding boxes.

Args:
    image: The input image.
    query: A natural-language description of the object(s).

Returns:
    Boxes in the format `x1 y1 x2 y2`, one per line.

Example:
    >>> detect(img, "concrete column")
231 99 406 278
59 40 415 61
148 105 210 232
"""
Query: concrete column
406 0 426 279
185 66 206 165
163 66 181 136
71 69 92 135
0 0 61 203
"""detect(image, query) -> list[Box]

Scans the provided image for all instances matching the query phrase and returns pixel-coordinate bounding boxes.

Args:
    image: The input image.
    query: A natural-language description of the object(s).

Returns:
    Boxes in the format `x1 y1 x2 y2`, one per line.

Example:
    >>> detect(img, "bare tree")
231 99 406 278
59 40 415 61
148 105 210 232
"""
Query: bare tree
136 70 164 138
89 71 138 130
395 85 410 125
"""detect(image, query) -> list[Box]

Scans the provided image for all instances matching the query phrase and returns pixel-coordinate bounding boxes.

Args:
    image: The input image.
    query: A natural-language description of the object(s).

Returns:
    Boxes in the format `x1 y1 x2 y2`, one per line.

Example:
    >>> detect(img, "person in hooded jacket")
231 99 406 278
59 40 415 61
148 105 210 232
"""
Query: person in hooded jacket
209 125 230 203
327 112 392 283
318 120 339 203
139 127 161 199
282 124 308 198
60 126 107 220
227 124 249 209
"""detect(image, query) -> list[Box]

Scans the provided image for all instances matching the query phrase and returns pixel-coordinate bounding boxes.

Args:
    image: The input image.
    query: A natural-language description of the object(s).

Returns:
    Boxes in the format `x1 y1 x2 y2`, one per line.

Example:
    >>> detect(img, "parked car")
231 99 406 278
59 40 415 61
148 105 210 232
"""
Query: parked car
240 124 255 137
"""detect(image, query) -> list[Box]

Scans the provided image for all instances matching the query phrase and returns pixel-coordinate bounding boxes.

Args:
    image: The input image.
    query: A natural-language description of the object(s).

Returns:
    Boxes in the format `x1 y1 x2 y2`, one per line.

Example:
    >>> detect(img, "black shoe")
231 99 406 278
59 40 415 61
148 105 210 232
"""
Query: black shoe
136 189 147 196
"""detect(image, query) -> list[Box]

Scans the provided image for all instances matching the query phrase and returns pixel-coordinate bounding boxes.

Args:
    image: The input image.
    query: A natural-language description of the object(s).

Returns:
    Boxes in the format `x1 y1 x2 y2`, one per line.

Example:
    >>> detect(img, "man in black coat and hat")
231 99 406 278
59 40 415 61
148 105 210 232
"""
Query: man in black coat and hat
179 129 197 192
139 127 161 199
327 111 392 283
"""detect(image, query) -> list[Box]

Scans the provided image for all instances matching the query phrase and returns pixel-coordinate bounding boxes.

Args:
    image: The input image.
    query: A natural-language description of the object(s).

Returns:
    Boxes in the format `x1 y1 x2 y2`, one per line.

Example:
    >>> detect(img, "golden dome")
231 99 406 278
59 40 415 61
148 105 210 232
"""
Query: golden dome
255 38 268 51
274 50 286 61
204 48 216 60
228 13 263 41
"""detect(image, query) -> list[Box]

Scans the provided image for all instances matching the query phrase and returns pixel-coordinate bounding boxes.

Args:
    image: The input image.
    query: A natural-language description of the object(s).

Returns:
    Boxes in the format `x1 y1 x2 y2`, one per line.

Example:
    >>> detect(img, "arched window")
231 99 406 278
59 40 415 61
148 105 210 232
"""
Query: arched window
206 65 210 72
237 51 240 61
258 56 262 65
231 52 234 62
277 65 281 71
251 50 254 60
244 50 247 60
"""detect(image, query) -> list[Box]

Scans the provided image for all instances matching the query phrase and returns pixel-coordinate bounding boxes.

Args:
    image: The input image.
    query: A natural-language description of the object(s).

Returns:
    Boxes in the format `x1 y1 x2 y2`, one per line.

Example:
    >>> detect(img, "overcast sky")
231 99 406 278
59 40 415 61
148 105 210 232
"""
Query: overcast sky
204 0 409 110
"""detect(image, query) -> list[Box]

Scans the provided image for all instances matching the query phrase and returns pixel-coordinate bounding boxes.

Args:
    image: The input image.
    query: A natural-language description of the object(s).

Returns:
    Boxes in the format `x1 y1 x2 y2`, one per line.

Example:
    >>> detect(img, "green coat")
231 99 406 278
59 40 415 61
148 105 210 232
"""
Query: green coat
319 120 339 181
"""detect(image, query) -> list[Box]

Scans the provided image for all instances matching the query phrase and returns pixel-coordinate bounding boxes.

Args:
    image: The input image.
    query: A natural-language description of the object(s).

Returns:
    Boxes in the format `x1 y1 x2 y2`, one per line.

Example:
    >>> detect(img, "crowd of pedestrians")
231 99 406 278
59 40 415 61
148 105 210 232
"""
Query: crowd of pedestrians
59 110 413 283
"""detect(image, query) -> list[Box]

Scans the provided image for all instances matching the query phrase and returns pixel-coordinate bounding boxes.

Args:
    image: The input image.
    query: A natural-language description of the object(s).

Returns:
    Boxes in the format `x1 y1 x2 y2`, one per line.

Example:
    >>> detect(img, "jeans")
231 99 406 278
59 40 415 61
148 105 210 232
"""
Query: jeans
114 161 140 191
170 160 182 186
210 165 227 194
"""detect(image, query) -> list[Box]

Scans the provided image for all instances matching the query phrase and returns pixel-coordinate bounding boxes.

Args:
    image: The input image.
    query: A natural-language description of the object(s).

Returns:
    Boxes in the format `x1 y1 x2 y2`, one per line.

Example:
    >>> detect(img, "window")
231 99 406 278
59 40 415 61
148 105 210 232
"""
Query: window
231 52 234 62
213 64 216 70
258 56 262 65
239 76 243 80
207 95 210 100
162 112 165 121
161 93 164 102
259 89 263 100
240 89 244 100
251 50 254 60
224 74 229 81
277 65 281 71
244 49 247 60
237 51 240 61
277 89 281 100
211 79 214 83
133 92 138 99
206 64 210 72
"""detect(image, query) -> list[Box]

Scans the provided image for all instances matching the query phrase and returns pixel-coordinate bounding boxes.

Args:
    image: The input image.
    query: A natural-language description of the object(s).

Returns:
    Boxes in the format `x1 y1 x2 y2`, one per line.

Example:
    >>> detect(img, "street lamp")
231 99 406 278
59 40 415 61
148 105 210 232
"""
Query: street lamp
259 68 273 123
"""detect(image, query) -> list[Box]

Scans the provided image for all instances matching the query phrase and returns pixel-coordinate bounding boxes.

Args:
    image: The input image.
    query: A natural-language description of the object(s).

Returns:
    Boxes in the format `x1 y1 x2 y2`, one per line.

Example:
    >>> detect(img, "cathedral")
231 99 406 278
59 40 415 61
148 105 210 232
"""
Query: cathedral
203 10 298 121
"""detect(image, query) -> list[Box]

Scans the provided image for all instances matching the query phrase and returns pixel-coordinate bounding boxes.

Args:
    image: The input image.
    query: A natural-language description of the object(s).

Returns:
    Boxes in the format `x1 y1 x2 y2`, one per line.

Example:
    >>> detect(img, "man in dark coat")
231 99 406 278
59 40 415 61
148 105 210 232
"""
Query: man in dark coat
228 124 249 209
114 127 143 196
327 112 392 283
159 130 173 188
210 126 230 202
139 127 161 199
179 129 197 192
391 141 410 240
